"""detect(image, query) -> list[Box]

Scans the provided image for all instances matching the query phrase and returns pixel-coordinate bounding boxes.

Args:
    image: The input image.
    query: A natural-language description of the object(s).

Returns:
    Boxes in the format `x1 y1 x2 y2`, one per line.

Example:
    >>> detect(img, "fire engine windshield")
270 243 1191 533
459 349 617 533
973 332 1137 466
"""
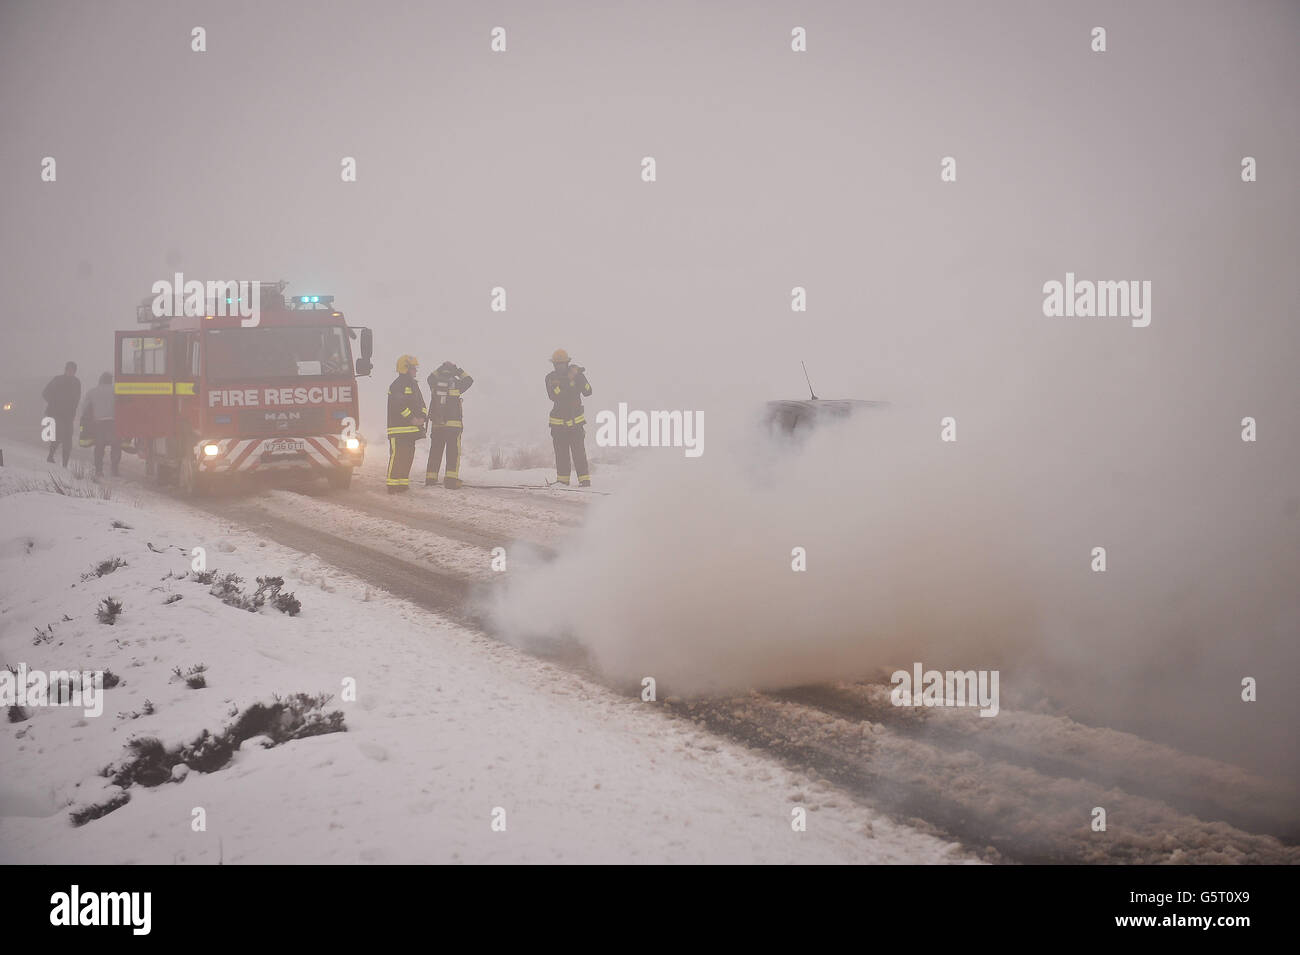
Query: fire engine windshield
204 326 352 380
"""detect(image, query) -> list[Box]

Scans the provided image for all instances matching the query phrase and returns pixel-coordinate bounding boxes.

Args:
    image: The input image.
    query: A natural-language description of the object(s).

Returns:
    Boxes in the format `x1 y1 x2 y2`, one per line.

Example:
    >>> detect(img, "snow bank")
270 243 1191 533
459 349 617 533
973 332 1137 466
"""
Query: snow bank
0 447 967 863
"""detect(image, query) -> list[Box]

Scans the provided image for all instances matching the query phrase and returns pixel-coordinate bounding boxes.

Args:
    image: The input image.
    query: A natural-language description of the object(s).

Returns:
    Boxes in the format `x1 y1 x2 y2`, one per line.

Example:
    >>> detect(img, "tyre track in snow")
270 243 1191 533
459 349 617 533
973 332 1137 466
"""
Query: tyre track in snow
282 484 561 559
68 450 1294 863
669 694 1299 864
186 496 492 631
773 684 1298 842
182 485 1300 863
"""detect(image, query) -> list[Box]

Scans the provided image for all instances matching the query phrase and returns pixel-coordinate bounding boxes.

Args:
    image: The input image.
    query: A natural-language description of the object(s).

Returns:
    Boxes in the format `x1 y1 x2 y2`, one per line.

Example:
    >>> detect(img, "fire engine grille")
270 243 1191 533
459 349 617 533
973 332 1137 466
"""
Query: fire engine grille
238 408 330 435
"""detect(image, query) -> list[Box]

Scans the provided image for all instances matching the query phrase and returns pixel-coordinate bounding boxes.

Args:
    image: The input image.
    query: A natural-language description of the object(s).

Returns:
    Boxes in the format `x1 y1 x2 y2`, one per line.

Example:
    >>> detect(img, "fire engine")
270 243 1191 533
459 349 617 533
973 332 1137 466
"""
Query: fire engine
115 282 374 495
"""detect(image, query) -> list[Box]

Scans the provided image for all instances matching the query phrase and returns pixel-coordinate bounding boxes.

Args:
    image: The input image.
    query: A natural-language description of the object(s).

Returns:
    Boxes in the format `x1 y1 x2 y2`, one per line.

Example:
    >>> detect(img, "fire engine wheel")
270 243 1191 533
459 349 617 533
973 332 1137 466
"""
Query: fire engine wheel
177 455 208 497
327 467 354 490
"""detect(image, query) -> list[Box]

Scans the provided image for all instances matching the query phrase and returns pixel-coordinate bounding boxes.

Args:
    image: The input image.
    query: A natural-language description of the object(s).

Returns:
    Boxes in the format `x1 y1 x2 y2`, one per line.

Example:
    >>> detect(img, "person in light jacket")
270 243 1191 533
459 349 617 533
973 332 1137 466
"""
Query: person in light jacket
78 372 120 477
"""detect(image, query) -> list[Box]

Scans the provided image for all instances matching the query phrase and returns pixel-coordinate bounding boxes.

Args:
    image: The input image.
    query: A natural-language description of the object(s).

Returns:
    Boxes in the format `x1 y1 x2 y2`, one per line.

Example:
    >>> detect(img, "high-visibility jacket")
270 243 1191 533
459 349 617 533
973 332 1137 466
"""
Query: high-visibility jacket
426 364 473 428
545 368 592 427
387 373 427 435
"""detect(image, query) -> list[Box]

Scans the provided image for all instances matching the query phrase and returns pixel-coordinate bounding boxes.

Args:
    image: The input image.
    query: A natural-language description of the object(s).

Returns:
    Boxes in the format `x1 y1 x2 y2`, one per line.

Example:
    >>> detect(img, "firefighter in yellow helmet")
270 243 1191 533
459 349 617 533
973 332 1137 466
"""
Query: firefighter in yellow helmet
545 348 592 486
386 355 427 493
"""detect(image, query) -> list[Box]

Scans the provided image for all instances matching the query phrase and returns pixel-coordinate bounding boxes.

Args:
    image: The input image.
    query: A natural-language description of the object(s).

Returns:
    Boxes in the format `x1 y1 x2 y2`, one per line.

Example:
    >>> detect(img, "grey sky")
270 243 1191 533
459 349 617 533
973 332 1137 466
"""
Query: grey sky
2 1 1298 775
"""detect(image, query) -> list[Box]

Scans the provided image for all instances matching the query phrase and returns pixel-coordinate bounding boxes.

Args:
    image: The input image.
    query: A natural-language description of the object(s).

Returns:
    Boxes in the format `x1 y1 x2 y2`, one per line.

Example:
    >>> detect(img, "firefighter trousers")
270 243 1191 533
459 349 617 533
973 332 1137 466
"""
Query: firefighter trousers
386 434 417 491
425 426 462 487
551 424 589 486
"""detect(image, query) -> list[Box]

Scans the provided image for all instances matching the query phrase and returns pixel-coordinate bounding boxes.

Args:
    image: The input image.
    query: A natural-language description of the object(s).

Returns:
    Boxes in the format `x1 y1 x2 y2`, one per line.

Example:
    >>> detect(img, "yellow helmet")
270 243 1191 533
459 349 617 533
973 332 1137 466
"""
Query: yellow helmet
551 348 570 363
396 354 419 374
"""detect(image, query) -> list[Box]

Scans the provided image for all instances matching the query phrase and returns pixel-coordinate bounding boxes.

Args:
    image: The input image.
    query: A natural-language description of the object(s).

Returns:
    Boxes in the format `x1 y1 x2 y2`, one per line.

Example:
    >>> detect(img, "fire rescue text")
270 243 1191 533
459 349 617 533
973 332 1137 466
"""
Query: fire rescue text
208 386 354 408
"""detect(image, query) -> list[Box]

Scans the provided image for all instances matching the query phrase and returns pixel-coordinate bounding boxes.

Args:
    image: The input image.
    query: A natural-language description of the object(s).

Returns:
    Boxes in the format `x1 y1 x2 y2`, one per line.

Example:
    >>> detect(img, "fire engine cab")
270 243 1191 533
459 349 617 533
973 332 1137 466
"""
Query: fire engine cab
115 282 374 495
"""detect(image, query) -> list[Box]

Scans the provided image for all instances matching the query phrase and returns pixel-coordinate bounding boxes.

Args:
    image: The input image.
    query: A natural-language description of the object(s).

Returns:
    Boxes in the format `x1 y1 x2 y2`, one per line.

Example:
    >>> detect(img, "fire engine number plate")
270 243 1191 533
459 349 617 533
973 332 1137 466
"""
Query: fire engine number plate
263 438 307 454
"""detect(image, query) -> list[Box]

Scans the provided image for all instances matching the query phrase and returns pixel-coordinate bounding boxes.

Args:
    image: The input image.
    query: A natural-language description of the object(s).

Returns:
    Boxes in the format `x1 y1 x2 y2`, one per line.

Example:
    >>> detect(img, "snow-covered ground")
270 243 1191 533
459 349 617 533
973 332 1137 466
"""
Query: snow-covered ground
0 447 970 863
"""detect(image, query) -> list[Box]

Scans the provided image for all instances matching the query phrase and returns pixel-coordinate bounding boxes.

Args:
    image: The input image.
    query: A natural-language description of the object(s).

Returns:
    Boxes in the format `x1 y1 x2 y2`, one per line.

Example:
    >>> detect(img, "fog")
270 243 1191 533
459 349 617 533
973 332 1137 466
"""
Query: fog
3 1 1298 779
493 388 1300 781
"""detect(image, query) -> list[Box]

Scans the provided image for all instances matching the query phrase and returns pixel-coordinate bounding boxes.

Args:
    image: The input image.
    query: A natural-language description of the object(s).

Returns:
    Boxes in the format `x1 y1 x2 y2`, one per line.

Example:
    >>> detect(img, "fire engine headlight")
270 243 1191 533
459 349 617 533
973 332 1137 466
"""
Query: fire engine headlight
203 444 220 457
345 437 361 451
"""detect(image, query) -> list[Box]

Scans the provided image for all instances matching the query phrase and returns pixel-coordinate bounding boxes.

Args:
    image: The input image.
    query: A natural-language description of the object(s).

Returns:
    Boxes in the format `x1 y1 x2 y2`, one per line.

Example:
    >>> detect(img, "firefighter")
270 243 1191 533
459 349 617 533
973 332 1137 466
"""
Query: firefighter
42 361 81 466
425 361 473 489
545 348 592 487
78 371 120 478
386 355 427 493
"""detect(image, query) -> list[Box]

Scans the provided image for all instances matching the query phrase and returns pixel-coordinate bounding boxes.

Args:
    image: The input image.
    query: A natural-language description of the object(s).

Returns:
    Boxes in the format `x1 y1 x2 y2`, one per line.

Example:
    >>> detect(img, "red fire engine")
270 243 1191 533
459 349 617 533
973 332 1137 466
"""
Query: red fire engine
115 282 374 495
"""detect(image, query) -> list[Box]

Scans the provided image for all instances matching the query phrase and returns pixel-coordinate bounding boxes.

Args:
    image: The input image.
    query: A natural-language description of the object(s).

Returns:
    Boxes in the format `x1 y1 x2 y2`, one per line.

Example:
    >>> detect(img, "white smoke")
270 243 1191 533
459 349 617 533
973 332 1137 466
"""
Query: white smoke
490 407 1040 694
490 397 1300 783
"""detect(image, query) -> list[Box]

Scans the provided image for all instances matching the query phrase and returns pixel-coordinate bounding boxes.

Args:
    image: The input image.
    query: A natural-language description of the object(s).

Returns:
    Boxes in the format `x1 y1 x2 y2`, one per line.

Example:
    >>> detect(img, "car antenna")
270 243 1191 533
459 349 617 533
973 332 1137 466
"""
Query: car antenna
801 361 818 400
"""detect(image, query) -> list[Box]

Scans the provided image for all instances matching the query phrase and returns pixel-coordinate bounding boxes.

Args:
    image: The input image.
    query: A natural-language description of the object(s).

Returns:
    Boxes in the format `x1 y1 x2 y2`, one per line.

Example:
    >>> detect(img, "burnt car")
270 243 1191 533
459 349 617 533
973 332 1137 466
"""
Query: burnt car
764 366 888 437
764 397 889 436
764 389 889 441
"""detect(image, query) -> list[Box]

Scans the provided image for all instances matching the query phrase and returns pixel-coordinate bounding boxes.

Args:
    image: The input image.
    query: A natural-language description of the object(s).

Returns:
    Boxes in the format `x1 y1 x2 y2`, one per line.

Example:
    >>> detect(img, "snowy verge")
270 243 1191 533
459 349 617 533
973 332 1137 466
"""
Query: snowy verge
0 448 971 863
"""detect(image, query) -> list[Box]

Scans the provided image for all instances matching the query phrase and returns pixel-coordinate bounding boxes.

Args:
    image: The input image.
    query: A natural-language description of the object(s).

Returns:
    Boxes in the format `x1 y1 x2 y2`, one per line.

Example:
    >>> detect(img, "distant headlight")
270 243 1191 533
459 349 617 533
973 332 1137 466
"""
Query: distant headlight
345 437 361 451
203 444 220 456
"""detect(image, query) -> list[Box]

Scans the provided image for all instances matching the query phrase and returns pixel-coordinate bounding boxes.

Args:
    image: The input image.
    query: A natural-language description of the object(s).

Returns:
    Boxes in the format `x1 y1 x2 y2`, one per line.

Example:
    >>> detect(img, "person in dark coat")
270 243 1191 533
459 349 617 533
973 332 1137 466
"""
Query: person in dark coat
42 361 81 466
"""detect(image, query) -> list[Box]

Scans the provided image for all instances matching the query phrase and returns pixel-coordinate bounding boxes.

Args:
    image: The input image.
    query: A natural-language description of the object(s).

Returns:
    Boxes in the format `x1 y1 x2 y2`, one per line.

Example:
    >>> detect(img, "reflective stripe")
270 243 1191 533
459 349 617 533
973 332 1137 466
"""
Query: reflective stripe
387 425 421 434
109 379 195 397
448 389 460 396
404 387 413 394
400 407 412 417
555 476 570 485
443 420 462 428
386 436 410 486
553 386 561 394
114 381 172 395
578 474 590 481
548 414 586 427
